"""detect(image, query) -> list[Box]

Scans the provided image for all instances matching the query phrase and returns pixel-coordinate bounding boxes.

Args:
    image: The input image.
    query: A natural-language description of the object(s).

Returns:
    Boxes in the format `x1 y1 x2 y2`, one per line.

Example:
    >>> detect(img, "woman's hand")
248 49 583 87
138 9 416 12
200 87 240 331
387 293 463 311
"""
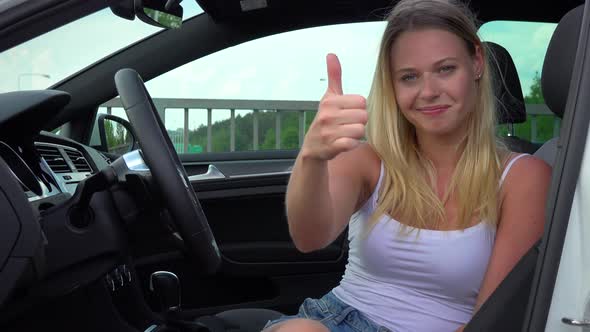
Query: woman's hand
301 54 368 161
285 54 375 253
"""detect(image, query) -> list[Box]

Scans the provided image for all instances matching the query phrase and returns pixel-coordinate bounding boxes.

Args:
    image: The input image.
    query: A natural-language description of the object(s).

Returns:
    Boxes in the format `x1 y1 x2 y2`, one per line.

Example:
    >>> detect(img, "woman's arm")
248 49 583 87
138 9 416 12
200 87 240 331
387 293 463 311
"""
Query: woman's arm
474 155 552 310
286 53 377 253
287 144 378 252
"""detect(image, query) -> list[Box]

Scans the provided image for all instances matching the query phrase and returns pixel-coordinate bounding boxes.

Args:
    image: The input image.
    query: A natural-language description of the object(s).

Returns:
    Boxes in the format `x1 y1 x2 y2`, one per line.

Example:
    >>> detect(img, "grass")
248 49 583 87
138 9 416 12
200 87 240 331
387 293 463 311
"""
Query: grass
497 115 559 143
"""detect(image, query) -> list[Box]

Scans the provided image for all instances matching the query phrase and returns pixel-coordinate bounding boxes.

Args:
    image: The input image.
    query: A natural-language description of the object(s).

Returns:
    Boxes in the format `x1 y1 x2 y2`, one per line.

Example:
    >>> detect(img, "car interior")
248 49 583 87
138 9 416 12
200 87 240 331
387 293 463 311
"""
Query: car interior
0 0 585 331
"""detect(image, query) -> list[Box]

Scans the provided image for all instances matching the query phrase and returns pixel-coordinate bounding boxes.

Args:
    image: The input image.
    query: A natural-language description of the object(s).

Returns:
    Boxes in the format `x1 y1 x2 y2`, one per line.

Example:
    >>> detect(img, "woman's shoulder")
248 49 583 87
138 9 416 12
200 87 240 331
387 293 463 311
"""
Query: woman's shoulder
496 152 552 233
354 143 382 209
501 152 552 193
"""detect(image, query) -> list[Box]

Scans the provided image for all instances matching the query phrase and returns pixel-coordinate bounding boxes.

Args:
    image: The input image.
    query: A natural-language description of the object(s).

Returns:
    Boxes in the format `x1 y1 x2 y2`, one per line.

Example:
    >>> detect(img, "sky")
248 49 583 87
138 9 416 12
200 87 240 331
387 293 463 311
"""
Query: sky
0 2 556 132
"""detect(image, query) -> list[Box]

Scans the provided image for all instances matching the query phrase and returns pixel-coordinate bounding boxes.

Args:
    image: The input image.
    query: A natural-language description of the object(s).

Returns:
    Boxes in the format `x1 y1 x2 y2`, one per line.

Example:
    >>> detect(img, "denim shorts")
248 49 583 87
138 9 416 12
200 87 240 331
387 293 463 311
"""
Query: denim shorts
263 291 392 332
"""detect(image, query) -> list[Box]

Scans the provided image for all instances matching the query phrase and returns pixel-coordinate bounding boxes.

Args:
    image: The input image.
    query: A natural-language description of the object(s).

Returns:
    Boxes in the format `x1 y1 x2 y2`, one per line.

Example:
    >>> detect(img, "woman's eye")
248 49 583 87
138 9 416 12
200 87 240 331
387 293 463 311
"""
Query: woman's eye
439 65 456 74
401 73 418 82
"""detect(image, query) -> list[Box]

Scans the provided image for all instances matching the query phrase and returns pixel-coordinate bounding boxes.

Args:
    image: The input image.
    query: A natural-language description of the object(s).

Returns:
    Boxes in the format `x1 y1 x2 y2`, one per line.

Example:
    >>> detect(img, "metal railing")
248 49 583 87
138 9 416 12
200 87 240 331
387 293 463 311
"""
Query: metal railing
101 98 319 153
526 104 561 143
100 98 559 152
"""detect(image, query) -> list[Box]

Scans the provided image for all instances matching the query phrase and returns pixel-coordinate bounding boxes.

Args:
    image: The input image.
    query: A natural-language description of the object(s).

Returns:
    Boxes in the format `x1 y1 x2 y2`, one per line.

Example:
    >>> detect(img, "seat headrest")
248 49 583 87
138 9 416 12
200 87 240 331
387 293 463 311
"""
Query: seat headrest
485 41 526 124
542 5 584 118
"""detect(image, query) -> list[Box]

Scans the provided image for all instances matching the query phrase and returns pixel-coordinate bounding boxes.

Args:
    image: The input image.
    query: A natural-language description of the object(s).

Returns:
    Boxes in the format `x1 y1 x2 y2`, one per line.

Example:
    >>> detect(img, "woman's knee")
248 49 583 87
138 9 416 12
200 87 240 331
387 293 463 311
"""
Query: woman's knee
262 318 329 332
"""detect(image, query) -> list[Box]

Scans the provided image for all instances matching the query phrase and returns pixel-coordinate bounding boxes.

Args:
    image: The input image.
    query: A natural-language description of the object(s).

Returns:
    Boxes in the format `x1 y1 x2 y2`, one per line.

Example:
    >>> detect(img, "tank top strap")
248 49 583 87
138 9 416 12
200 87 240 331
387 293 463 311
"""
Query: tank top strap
500 153 530 186
369 161 385 208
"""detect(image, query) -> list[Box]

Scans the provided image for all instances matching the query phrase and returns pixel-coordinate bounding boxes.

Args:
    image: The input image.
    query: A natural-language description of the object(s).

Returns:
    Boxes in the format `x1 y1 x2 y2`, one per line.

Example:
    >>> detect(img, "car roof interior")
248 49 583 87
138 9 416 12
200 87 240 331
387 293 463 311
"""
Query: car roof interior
0 0 585 137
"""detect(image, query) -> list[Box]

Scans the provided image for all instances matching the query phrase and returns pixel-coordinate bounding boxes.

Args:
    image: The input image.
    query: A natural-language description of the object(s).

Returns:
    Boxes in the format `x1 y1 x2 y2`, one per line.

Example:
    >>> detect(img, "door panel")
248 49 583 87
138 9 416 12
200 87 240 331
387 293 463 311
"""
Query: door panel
180 151 297 178
132 153 348 316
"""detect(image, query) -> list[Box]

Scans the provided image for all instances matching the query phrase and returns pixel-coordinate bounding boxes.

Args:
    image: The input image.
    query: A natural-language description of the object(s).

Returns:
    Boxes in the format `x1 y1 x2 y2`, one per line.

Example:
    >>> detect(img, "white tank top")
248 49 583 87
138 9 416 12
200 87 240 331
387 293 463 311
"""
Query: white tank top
332 154 529 332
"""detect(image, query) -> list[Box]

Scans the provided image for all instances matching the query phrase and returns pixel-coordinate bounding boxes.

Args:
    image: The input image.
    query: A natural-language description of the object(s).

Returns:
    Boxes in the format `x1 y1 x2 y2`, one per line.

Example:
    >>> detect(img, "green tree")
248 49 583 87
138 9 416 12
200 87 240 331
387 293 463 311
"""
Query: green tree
508 71 557 143
261 127 276 150
104 119 117 147
281 127 299 149
524 71 544 104
115 122 126 144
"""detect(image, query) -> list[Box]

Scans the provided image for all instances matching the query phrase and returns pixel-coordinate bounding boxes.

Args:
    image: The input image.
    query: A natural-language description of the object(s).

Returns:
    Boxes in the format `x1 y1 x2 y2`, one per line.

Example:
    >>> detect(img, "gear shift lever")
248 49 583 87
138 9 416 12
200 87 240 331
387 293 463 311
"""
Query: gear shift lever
150 271 181 313
149 271 212 332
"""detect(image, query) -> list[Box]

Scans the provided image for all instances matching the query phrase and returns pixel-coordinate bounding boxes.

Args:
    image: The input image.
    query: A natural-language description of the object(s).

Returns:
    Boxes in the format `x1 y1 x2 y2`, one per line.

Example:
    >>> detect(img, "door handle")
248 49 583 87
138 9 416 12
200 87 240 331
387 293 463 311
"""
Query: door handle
562 317 590 326
188 165 226 182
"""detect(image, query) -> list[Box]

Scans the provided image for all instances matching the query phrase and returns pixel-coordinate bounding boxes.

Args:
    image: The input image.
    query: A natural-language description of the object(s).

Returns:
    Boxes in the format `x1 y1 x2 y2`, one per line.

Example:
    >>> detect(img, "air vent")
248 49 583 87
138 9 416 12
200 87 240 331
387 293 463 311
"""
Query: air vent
65 149 92 173
99 152 111 164
37 145 71 173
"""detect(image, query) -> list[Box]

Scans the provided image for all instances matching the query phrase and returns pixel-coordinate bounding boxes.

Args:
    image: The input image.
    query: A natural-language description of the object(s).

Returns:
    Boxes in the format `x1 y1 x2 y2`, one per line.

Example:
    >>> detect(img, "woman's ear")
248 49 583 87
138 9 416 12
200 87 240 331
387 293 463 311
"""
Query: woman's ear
473 44 484 79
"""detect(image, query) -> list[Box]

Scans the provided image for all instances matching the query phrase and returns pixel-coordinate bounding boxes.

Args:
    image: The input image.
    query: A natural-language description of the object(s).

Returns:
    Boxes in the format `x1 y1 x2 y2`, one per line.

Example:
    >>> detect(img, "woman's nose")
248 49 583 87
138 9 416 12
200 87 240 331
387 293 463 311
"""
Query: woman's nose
419 73 441 100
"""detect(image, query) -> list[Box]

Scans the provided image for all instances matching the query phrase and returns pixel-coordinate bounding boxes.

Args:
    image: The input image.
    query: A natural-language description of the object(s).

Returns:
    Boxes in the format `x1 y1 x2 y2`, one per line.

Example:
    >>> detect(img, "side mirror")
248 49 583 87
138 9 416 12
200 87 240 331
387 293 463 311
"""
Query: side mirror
97 114 137 155
135 0 183 29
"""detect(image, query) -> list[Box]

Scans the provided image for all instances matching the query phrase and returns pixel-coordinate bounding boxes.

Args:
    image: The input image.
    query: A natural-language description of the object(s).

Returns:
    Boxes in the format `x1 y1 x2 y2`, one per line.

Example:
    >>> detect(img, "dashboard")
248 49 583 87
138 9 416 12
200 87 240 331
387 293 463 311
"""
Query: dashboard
0 88 296 315
0 135 110 213
35 142 94 195
0 89 113 213
0 89 116 309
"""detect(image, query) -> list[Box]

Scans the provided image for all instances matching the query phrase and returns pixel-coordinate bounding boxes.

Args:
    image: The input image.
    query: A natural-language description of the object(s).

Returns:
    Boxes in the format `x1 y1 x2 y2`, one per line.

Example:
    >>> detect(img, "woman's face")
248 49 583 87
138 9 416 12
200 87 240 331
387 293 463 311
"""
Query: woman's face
390 28 483 140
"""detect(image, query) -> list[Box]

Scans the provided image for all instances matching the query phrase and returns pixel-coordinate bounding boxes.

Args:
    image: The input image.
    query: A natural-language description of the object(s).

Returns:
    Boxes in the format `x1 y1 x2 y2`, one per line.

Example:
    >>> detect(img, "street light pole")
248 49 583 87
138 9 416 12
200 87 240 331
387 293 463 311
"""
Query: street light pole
17 73 51 90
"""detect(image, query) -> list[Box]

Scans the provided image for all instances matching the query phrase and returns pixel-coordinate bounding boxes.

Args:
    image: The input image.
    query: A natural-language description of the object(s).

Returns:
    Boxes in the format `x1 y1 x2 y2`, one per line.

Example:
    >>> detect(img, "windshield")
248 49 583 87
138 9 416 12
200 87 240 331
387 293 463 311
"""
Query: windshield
0 1 203 93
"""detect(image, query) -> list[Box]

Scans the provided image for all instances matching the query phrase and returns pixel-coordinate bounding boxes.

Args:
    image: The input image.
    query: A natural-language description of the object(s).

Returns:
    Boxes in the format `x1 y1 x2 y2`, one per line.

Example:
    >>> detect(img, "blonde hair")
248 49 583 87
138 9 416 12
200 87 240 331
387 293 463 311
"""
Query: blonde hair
366 0 508 231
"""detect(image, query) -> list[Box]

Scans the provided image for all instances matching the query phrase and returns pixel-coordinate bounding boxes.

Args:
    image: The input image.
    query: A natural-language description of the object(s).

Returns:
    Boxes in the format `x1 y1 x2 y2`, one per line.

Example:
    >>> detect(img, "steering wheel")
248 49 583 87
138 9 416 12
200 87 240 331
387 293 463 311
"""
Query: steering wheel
114 68 221 273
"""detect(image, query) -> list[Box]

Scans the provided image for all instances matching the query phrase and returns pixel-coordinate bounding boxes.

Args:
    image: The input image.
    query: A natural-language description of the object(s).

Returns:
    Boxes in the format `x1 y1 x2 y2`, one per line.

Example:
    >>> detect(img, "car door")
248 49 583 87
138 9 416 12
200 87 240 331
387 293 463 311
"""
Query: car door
522 2 590 331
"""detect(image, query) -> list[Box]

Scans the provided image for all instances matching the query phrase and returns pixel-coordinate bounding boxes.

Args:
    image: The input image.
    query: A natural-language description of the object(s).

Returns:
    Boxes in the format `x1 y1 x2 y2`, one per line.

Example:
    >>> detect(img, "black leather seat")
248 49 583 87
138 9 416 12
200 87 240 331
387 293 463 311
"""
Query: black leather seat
485 41 539 153
193 308 283 332
534 5 581 166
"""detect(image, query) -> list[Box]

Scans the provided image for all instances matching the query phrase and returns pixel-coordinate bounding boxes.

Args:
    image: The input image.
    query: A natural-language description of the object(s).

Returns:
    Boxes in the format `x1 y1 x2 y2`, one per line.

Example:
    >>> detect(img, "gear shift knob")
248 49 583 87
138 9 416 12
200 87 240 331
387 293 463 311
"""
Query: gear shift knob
149 271 181 313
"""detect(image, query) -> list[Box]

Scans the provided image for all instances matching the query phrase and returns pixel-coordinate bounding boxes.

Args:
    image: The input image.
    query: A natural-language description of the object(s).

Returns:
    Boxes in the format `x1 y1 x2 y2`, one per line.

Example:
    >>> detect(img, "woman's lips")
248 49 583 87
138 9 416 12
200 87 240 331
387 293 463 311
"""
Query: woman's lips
416 105 450 115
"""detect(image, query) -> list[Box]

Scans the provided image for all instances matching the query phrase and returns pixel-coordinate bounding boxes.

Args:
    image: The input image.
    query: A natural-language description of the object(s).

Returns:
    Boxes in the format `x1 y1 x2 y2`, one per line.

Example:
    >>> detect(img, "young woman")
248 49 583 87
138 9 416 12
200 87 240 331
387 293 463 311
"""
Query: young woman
264 0 551 331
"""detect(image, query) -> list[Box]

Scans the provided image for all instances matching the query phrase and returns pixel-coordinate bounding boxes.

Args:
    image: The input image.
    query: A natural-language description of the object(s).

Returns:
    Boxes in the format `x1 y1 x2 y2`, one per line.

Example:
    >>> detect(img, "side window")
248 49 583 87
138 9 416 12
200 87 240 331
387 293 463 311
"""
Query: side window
95 21 558 154
99 22 386 154
479 21 559 144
